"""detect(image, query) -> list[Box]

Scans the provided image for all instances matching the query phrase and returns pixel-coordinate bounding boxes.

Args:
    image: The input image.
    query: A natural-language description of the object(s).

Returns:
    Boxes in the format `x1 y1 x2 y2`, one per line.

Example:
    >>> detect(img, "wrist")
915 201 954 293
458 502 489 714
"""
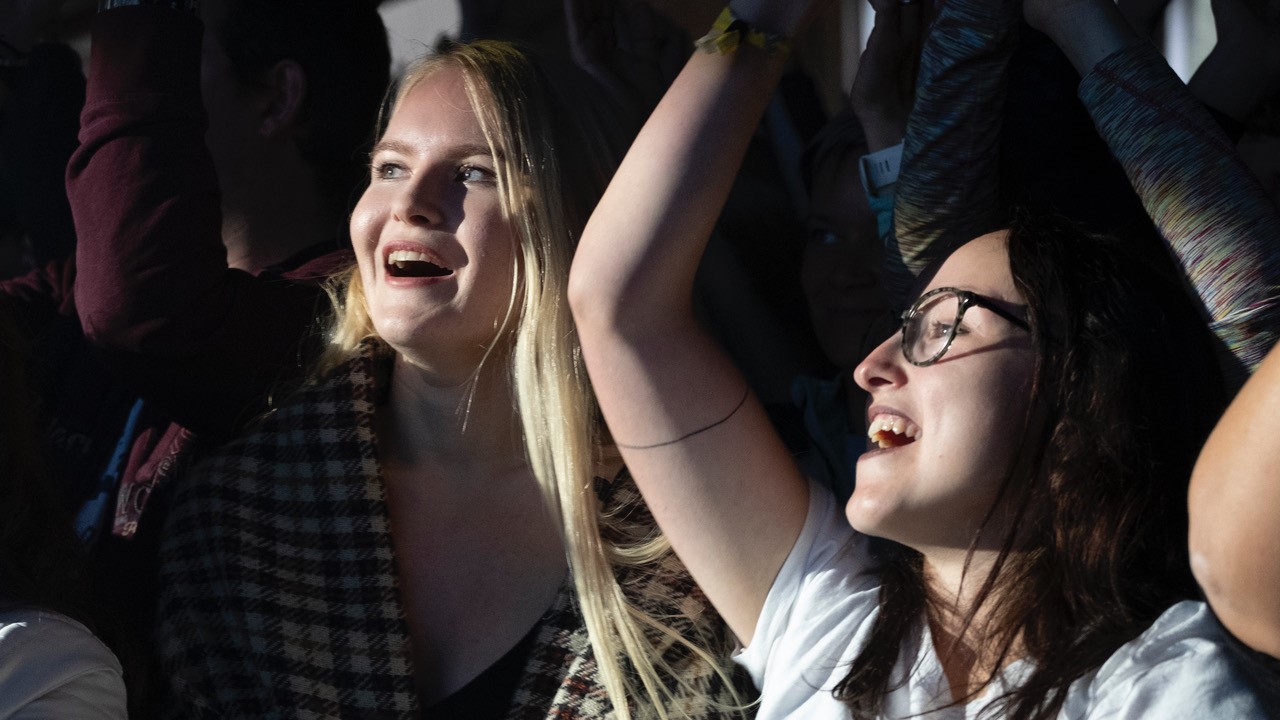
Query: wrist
696 6 793 58
98 0 200 14
728 0 807 39
1036 0 1141 77
859 143 903 197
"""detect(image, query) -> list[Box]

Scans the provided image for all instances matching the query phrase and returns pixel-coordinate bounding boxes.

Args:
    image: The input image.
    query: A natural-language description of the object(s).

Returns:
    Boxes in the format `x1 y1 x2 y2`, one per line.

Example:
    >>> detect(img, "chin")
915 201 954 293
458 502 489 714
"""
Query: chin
844 493 891 538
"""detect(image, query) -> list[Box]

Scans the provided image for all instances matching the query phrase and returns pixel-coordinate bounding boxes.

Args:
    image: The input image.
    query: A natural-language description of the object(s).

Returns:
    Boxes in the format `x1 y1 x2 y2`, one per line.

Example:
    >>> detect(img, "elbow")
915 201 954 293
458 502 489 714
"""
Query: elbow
1189 468 1280 658
567 251 634 336
1191 547 1280 659
566 259 605 329
78 299 143 354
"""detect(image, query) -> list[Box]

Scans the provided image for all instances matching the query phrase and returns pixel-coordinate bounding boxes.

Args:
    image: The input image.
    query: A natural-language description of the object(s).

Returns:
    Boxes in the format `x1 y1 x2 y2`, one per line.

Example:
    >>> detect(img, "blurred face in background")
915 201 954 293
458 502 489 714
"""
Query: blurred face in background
802 152 892 370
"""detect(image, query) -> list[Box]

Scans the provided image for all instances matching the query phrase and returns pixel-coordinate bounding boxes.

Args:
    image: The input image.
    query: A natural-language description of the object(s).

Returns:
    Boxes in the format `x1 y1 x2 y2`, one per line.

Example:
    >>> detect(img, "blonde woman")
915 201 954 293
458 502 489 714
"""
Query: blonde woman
156 40 746 719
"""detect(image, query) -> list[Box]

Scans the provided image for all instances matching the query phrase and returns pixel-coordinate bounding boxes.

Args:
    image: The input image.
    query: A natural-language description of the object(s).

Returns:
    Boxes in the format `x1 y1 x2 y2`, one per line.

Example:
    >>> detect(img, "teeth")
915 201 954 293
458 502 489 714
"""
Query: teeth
866 413 921 449
388 249 435 265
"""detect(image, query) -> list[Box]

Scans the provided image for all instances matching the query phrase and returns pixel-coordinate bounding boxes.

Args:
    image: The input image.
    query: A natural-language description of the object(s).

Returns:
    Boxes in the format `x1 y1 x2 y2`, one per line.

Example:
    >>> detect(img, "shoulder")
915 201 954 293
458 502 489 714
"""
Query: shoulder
1073 600 1279 718
162 339 388 573
0 608 126 719
736 482 880 709
182 339 385 482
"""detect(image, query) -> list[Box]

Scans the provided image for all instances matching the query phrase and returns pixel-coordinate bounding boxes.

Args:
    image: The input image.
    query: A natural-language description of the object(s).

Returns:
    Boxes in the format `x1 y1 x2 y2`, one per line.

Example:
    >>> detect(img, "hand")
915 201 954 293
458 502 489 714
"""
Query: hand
564 0 688 119
850 0 933 152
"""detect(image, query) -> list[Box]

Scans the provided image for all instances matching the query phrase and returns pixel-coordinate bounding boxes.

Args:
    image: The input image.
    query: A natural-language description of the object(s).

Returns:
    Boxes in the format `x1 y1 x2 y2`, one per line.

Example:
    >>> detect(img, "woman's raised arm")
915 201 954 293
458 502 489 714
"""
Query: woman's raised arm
1189 340 1280 658
568 0 817 644
1028 0 1280 387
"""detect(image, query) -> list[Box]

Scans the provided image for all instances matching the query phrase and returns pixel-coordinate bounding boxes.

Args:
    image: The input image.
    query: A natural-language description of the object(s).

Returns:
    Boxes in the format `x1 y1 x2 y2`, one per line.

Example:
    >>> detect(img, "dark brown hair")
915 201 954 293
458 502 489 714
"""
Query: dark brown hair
834 210 1227 719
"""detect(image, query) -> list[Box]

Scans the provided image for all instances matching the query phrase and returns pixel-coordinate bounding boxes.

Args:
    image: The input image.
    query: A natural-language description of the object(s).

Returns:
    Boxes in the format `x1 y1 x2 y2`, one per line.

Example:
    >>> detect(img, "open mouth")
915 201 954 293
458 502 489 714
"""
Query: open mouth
866 413 920 450
386 249 452 278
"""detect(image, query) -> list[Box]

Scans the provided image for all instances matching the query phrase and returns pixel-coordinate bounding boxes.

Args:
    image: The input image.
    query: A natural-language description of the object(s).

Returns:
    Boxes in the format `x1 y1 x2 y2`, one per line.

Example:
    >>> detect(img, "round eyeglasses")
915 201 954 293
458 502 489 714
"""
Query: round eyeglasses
899 287 1030 367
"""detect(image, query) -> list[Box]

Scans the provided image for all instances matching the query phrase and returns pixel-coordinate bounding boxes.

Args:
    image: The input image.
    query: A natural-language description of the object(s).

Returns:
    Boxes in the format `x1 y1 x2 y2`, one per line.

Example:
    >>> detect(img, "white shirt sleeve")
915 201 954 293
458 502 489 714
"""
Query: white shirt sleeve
735 480 884 720
0 608 128 720
1068 601 1277 719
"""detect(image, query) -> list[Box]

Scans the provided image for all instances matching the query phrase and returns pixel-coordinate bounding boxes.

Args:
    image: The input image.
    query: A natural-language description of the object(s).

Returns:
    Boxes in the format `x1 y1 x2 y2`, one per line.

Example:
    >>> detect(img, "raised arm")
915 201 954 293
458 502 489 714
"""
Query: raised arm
1028 0 1280 386
890 0 1020 295
1189 340 1280 657
568 1 815 643
67 7 338 438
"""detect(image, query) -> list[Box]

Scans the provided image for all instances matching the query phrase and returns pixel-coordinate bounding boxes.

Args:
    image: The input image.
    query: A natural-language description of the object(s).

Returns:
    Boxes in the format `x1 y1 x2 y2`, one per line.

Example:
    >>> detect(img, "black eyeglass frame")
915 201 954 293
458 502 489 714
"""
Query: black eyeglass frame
899 286 1030 367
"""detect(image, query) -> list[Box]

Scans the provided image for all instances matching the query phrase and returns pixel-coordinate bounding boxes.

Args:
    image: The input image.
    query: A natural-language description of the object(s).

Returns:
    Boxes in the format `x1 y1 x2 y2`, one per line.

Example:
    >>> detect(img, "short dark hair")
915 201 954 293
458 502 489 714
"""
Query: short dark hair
216 0 391 232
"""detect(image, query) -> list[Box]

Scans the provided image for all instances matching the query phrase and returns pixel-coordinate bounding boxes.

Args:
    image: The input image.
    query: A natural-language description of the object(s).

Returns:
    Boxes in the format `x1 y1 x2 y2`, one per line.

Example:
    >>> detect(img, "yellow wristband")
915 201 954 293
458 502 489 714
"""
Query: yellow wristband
695 7 792 57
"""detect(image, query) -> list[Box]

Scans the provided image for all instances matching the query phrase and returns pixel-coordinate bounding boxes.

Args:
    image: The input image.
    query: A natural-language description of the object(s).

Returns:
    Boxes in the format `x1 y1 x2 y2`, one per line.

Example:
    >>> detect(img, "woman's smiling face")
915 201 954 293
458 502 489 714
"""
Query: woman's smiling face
349 65 518 378
851 231 1036 553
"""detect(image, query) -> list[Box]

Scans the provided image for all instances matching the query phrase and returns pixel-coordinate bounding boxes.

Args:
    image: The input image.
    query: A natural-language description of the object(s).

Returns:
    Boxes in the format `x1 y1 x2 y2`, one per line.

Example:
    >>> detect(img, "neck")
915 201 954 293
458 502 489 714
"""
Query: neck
921 548 1027 700
221 153 334 273
376 352 526 475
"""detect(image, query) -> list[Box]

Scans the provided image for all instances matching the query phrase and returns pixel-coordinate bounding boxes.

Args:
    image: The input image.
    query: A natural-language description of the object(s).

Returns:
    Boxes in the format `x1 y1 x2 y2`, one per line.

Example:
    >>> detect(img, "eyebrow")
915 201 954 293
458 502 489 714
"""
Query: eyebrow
369 140 498 162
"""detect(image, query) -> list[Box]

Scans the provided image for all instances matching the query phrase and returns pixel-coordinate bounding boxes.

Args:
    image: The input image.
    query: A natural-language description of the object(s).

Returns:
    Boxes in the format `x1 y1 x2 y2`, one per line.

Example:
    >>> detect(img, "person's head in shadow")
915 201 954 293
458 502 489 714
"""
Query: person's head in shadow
198 0 390 269
800 111 892 374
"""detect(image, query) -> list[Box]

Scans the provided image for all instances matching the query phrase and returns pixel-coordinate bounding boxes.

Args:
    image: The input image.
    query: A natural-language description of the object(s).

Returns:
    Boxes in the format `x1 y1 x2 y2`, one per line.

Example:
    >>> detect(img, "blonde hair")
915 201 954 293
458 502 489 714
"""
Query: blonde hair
322 41 744 719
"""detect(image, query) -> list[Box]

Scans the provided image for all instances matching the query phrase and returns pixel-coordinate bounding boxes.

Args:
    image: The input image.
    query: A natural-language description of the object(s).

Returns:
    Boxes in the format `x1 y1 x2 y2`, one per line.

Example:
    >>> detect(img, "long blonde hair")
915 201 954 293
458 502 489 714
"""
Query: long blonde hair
322 40 744 719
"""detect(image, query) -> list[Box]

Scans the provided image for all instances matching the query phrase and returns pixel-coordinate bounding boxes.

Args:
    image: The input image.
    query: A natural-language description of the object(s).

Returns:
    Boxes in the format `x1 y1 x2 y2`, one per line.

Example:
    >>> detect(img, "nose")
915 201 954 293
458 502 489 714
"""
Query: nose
391 173 448 227
854 331 908 393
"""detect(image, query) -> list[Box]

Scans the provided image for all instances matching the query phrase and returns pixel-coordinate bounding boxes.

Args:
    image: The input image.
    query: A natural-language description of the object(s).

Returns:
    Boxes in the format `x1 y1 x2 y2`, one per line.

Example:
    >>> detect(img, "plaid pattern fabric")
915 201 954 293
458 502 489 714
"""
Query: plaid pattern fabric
158 340 748 719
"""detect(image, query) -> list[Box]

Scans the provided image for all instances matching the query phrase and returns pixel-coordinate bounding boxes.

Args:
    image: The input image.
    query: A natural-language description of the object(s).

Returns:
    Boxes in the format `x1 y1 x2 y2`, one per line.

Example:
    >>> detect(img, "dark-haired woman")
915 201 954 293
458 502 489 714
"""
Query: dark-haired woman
568 0 1280 716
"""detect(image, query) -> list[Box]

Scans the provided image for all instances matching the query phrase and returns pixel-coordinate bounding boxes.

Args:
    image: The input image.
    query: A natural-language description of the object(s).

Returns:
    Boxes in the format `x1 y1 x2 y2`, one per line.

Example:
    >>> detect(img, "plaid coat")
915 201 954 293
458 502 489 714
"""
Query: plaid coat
157 341 748 718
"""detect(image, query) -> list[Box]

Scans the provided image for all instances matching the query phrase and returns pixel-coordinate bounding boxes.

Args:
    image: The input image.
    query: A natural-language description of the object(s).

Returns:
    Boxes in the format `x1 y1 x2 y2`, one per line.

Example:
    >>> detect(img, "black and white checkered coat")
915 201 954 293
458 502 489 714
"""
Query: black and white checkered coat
157 341 747 718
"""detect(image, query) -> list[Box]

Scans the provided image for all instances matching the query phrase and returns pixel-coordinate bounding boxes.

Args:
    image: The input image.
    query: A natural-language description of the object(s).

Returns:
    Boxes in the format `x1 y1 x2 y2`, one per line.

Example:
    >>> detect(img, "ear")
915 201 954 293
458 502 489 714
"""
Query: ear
257 59 308 140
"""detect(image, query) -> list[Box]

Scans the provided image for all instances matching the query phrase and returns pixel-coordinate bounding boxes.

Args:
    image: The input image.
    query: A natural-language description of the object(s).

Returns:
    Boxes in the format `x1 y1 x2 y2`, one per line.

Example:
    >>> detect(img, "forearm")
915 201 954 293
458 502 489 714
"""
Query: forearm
572 45 788 333
1033 0 1142 78
1190 341 1280 657
892 0 1019 298
1077 43 1280 383
70 6 224 351
569 9 811 642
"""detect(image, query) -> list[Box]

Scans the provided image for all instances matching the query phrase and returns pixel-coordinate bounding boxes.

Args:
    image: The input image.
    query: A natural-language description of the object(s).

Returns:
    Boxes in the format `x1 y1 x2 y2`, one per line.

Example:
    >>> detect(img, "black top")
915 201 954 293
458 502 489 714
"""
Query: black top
424 619 546 719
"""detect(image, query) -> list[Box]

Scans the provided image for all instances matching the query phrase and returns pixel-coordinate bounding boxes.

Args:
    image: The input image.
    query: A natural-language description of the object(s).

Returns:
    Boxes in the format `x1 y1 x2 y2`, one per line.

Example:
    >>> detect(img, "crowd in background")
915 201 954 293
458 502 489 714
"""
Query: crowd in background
0 0 1278 718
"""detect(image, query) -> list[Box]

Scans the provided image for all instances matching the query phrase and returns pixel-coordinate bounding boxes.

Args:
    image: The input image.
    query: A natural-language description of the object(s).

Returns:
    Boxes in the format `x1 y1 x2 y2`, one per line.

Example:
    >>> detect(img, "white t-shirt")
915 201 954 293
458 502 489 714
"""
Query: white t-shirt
735 482 1274 719
0 607 127 720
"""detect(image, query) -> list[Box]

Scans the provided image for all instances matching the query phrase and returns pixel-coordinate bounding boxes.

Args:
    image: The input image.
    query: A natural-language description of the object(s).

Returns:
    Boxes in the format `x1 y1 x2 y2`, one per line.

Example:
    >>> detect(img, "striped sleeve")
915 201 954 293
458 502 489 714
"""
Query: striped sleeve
890 0 1021 304
1080 44 1280 386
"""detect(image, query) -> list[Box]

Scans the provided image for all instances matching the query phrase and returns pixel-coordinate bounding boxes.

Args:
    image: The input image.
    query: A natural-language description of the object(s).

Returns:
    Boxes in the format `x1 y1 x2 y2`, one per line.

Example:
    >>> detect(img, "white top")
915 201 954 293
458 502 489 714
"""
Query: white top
735 482 1273 720
0 607 127 720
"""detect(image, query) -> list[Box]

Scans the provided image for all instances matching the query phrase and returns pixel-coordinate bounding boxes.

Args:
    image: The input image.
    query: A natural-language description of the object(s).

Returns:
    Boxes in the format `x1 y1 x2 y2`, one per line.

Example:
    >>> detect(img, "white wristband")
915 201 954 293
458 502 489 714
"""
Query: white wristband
858 142 903 197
